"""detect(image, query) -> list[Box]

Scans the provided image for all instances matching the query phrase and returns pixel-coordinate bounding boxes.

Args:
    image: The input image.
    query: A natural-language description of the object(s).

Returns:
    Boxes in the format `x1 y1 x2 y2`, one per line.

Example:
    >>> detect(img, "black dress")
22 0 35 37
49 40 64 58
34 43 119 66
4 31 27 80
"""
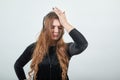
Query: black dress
14 28 88 80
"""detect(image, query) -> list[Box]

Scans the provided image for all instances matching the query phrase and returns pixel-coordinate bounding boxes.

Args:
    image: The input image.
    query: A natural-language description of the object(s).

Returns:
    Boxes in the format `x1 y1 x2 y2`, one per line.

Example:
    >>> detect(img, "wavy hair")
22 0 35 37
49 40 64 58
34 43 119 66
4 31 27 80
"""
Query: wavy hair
28 12 69 80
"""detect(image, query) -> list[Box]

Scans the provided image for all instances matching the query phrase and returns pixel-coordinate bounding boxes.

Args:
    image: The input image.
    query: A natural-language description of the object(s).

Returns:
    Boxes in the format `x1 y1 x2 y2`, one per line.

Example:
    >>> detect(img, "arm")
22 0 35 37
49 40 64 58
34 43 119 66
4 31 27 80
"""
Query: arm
67 28 88 57
14 43 35 80
53 7 88 57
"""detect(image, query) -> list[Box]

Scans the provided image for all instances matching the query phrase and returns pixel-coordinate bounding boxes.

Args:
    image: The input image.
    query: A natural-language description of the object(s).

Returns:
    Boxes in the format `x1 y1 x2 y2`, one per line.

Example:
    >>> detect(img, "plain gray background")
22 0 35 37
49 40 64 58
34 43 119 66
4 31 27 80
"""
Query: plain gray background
0 0 120 80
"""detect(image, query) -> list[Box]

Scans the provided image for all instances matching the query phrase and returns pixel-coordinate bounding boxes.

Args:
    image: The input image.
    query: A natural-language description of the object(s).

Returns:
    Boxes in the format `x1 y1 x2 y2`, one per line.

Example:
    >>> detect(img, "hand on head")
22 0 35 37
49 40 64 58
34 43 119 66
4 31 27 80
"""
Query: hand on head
52 7 68 27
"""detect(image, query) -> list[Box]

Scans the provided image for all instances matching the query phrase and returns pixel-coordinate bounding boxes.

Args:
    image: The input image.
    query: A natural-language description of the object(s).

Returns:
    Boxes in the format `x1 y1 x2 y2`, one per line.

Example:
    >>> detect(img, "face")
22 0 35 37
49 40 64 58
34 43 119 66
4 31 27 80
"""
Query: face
51 19 63 41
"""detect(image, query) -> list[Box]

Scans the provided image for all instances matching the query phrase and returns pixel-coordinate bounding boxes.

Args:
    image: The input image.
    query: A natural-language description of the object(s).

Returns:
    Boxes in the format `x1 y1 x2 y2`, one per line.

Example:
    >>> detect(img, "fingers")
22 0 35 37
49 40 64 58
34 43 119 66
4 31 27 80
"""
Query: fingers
53 7 61 16
53 7 61 13
52 7 68 27
52 7 65 16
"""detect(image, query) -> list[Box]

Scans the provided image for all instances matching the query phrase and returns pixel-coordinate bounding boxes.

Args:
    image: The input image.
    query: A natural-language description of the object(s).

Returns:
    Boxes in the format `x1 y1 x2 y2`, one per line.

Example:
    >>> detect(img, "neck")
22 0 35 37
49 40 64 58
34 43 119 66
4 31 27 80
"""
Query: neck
50 41 57 46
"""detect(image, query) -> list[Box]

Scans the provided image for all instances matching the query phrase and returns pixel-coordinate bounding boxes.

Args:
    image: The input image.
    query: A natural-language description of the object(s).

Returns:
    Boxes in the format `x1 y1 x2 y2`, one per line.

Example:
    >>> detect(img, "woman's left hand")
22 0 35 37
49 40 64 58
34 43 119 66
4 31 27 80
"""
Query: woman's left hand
53 7 68 27
53 7 74 32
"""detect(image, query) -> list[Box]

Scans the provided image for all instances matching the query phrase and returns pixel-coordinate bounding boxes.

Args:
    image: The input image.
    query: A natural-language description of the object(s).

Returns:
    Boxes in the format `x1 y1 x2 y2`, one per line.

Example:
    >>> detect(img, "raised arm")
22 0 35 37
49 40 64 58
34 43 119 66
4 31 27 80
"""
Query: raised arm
53 7 88 57
67 28 88 57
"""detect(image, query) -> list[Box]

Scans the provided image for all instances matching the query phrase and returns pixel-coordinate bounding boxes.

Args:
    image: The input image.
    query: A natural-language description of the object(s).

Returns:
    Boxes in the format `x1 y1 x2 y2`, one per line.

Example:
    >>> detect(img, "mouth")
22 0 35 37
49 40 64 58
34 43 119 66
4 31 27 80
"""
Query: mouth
53 34 59 37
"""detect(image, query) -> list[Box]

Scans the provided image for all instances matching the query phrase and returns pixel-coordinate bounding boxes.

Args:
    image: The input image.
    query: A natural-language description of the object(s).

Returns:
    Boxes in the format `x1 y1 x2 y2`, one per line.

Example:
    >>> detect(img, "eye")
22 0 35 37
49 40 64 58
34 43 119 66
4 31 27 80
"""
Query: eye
51 25 55 29
58 26 63 29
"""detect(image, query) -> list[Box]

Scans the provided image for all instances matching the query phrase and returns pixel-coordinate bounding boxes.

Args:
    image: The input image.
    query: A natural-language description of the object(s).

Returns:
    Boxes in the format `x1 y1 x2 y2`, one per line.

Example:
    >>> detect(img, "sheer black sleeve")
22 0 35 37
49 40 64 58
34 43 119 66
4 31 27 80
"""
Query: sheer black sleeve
67 28 88 58
14 42 35 80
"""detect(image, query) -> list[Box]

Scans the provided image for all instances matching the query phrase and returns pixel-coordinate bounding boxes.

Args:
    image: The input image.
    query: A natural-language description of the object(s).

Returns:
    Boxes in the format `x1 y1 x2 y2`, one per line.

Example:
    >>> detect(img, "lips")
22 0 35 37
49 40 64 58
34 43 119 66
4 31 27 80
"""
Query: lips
53 34 58 37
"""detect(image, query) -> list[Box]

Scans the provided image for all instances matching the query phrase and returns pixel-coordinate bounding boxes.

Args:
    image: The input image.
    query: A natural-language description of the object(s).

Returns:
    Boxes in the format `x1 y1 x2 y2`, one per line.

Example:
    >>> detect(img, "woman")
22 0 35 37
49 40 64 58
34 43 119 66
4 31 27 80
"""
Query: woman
14 7 88 80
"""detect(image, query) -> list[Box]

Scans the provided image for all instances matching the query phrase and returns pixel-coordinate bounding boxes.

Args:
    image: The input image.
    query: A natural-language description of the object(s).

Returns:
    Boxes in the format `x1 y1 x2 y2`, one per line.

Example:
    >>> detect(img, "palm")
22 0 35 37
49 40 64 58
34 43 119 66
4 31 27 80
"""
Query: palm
53 7 68 27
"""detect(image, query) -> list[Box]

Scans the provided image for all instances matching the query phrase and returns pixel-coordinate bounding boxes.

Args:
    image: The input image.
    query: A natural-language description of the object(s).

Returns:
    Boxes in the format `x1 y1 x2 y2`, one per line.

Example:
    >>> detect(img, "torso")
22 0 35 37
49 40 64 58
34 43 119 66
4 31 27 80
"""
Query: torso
36 46 63 80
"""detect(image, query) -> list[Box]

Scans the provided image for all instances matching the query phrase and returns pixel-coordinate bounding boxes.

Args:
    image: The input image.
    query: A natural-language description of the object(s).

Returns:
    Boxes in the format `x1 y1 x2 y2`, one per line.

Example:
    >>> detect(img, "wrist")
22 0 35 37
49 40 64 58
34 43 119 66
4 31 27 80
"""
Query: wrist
63 23 74 33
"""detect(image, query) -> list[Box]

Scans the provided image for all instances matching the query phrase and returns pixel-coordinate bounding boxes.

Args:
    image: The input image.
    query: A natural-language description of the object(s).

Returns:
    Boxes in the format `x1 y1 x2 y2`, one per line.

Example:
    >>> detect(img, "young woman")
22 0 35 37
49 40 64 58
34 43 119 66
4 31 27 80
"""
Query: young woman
14 7 88 80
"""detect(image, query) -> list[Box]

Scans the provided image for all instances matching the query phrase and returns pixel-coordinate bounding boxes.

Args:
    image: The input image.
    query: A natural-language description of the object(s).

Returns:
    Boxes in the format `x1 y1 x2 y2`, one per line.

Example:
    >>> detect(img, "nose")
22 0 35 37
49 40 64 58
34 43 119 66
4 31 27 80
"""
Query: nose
54 26 59 33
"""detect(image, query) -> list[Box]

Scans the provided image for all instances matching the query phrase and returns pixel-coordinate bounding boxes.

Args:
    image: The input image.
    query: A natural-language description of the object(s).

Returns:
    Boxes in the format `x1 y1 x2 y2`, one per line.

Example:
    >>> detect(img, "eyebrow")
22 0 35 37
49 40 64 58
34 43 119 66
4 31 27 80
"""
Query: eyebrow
51 24 62 27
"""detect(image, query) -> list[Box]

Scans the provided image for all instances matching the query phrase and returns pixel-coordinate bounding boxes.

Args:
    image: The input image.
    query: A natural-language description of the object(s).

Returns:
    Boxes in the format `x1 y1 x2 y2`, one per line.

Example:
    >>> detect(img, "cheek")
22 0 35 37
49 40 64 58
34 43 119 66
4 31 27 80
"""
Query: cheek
50 29 53 33
59 30 63 36
47 30 53 37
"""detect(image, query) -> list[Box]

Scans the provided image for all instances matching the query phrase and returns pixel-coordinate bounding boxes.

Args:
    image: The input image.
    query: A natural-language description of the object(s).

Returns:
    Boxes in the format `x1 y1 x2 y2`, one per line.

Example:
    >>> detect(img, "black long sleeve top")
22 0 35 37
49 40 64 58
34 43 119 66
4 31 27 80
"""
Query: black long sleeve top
14 28 88 80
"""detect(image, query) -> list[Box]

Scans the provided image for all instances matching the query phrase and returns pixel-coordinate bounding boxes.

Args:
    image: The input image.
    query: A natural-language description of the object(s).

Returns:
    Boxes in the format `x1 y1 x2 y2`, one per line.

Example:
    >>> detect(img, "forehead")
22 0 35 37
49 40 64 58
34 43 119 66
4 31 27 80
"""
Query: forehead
52 19 61 26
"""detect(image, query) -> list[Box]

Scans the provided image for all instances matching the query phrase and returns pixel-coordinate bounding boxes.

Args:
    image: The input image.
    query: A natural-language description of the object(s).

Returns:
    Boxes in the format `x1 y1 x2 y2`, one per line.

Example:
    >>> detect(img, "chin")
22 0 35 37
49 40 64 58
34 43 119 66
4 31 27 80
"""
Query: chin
52 38 59 41
51 37 60 41
51 36 62 41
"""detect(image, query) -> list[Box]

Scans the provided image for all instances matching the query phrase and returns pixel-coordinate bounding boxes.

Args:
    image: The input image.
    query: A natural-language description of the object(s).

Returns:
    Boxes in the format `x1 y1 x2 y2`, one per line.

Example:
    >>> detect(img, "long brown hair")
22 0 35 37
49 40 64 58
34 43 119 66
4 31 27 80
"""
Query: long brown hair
28 12 69 80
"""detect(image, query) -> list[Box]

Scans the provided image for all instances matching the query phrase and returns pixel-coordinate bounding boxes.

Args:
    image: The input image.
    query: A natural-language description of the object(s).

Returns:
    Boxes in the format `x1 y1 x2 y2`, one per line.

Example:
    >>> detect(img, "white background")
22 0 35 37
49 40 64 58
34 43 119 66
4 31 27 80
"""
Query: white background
0 0 120 80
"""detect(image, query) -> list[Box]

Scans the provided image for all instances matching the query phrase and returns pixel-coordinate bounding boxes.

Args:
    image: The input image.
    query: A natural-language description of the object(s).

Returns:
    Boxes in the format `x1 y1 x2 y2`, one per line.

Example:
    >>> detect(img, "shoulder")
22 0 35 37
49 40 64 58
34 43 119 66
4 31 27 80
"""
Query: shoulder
66 42 73 47
25 42 36 52
65 42 73 58
28 42 36 47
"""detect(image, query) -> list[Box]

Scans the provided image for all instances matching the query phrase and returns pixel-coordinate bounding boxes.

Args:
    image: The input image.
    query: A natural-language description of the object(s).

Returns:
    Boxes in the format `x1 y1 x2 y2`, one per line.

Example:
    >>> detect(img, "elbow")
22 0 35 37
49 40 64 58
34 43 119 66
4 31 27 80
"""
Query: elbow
14 61 18 71
84 41 88 49
78 40 88 49
78 41 88 53
84 43 88 51
14 60 22 71
82 40 88 51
